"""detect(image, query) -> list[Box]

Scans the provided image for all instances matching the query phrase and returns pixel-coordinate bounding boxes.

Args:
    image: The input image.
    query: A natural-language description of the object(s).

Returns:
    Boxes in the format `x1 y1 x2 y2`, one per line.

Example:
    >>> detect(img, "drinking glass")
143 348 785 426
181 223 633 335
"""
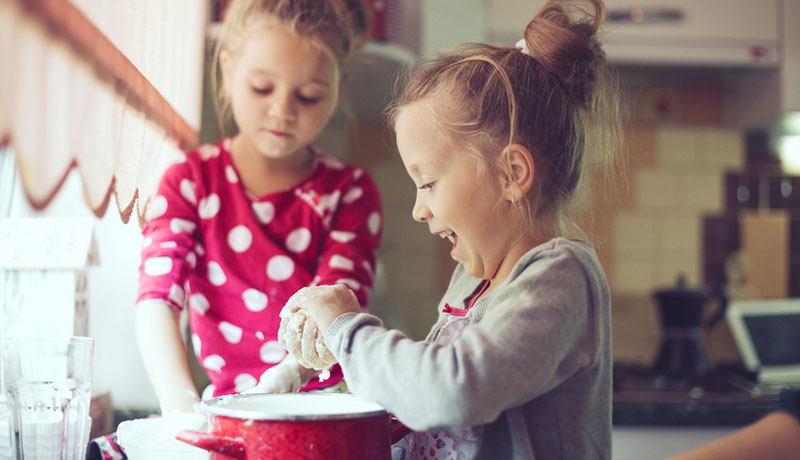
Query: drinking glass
2 336 94 460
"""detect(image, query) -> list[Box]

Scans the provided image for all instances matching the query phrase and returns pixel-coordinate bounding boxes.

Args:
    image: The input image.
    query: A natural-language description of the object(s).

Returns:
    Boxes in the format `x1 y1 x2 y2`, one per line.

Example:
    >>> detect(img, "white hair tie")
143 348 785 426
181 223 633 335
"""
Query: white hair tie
515 38 530 55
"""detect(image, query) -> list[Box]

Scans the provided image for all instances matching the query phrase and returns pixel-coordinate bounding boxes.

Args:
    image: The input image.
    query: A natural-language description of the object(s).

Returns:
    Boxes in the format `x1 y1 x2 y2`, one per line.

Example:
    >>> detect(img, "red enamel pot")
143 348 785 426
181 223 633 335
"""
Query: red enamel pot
176 393 410 459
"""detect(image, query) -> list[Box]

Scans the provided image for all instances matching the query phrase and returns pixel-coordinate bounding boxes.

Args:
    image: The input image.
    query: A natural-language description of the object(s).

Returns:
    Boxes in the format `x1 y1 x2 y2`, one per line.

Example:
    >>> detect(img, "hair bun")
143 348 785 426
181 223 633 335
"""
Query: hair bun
522 0 606 106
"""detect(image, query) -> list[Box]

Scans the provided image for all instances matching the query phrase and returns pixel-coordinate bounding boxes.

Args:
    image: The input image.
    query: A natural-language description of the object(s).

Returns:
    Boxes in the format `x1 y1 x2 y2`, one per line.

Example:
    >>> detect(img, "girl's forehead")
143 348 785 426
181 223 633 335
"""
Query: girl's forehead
235 26 337 82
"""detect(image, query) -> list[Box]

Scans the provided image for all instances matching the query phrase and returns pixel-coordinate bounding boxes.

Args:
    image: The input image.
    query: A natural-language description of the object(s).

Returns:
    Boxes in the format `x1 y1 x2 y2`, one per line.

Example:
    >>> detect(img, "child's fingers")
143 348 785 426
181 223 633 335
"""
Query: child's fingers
280 313 308 367
315 330 336 365
301 319 325 370
279 302 302 319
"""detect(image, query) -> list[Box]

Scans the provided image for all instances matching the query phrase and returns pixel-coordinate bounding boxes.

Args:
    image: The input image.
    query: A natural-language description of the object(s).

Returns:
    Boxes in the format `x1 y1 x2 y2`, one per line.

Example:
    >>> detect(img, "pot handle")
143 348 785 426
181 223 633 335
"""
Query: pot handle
175 430 247 459
390 416 412 444
704 287 728 329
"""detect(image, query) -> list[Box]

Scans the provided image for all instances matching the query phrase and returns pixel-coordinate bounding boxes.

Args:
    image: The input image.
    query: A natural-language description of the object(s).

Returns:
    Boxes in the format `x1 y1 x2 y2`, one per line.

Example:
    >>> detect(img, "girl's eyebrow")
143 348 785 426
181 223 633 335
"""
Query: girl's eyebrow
248 69 331 87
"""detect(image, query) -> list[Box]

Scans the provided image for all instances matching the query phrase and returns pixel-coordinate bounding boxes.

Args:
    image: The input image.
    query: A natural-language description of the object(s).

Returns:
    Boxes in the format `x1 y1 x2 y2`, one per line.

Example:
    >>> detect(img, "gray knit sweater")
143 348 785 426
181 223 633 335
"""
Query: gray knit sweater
326 238 612 459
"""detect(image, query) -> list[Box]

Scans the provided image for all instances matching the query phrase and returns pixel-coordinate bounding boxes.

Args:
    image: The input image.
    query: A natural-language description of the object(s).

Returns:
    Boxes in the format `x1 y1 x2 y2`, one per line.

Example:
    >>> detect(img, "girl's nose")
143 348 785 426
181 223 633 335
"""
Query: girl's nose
270 92 296 121
412 196 431 223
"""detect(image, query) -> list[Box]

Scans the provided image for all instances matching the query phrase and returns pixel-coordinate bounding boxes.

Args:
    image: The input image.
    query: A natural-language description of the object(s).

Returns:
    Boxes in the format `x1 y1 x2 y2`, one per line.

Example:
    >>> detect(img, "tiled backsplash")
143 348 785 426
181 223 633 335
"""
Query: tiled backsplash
611 125 744 294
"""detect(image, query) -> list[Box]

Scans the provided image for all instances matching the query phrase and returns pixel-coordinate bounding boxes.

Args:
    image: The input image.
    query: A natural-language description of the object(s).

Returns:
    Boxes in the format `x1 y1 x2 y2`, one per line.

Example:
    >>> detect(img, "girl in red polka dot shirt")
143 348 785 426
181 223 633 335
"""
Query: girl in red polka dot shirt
135 0 381 419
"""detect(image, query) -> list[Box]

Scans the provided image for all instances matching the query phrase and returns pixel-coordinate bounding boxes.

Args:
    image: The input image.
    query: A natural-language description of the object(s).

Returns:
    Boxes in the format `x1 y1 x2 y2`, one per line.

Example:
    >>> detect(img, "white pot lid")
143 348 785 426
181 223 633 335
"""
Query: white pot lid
198 393 387 421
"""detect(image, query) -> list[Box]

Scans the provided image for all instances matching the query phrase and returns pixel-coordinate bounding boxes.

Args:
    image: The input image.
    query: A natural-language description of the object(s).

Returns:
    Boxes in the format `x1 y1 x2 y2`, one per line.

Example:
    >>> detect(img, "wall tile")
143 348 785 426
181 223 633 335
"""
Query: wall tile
655 126 698 166
613 211 658 256
697 129 744 169
611 294 660 365
635 169 680 208
658 212 700 256
677 171 724 213
614 257 657 295
624 124 656 169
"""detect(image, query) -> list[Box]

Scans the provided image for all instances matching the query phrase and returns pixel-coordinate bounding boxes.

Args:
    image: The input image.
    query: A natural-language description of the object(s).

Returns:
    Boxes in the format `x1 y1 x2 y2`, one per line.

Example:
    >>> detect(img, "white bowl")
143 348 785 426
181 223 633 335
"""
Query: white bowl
117 418 209 460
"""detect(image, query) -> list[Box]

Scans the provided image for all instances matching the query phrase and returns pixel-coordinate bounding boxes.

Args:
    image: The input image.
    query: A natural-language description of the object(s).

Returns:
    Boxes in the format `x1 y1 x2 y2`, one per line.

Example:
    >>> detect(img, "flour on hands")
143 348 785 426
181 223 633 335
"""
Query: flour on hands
278 287 339 381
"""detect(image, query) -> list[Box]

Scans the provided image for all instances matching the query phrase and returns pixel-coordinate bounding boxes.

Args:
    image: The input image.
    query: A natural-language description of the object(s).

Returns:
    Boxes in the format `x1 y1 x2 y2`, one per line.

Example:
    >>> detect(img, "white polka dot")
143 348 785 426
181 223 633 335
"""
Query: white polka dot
203 355 225 372
223 138 232 151
234 373 257 393
208 261 227 286
242 289 268 312
255 331 265 340
228 225 253 253
219 321 243 344
266 256 294 282
170 218 196 234
180 179 197 205
259 341 286 363
329 255 354 271
285 228 311 253
198 194 221 220
353 169 364 180
337 278 361 291
189 293 210 315
192 334 202 356
195 244 206 257
149 195 168 220
252 201 275 224
330 231 356 243
144 257 172 276
199 144 221 159
169 284 185 306
142 237 153 247
342 187 363 205
368 212 381 236
186 252 197 269
310 276 321 287
362 260 373 275
225 165 239 183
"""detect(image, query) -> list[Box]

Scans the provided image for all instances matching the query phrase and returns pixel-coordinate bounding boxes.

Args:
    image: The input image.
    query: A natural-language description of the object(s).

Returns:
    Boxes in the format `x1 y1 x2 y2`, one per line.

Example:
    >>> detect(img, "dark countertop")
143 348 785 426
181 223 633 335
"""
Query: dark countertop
612 364 782 426
613 389 779 426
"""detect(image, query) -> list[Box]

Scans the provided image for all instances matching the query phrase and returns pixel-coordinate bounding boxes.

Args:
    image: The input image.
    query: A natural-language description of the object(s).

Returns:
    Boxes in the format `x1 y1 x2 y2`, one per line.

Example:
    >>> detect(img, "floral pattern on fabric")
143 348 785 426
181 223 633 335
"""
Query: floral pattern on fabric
406 314 480 460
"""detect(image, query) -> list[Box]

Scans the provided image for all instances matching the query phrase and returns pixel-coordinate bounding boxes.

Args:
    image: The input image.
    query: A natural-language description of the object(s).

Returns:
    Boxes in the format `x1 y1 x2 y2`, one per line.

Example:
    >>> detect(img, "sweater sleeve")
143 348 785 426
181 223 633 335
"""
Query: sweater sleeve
314 169 382 308
137 159 200 310
325 245 603 432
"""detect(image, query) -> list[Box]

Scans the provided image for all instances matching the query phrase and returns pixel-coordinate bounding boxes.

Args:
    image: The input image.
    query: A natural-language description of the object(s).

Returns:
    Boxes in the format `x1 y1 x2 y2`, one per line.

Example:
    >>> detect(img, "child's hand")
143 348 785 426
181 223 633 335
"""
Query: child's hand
278 305 336 373
278 285 361 374
283 285 361 334
242 355 303 394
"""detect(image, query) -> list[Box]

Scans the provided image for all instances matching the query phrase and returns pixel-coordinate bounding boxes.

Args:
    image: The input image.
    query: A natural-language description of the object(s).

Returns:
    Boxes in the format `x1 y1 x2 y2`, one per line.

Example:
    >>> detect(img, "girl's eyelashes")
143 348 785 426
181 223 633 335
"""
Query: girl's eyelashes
297 94 322 105
249 85 322 105
419 181 436 191
251 85 272 95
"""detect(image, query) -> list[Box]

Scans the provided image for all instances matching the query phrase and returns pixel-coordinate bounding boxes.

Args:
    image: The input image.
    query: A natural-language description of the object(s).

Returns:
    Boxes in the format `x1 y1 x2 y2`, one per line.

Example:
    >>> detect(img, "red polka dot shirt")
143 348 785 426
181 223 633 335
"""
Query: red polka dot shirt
137 139 382 396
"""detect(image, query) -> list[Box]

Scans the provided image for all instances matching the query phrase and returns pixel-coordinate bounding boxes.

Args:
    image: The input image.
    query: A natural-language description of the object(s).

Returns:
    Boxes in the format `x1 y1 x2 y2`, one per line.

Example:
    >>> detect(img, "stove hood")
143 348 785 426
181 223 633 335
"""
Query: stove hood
601 1 780 68
486 0 782 68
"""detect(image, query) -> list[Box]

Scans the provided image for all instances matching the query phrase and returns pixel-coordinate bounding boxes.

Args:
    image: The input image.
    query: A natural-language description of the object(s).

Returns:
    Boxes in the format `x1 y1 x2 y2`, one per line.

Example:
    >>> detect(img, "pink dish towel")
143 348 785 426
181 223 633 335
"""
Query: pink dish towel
87 434 127 460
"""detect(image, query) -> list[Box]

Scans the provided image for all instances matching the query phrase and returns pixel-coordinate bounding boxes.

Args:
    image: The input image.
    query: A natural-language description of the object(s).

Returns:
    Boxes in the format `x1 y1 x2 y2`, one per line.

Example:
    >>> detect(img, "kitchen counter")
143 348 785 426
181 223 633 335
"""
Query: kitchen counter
612 364 782 426
613 389 779 426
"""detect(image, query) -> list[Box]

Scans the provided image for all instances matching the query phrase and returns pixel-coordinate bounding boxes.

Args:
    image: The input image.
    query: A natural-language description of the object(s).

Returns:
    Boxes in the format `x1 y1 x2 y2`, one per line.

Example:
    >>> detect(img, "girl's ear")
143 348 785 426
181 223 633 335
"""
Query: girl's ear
502 144 535 203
